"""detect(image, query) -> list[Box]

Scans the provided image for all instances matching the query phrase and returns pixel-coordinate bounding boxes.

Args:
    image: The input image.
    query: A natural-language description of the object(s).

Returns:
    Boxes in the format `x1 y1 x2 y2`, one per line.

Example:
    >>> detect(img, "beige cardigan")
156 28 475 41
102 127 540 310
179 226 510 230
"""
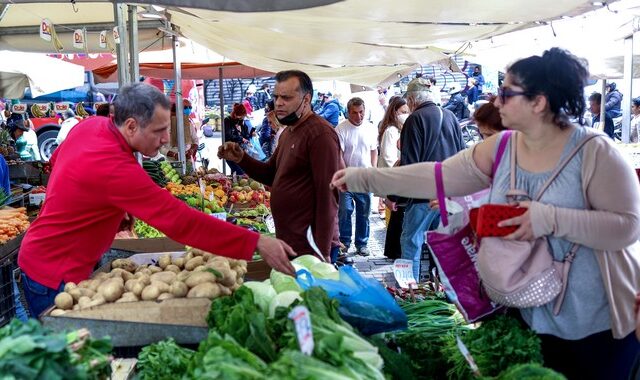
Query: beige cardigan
344 130 640 339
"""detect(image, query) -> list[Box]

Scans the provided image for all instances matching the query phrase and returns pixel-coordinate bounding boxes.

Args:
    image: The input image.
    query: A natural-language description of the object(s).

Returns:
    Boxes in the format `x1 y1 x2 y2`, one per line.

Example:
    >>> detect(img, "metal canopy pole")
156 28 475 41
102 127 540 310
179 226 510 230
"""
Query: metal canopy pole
172 27 186 175
623 36 634 143
127 5 140 83
219 66 226 175
113 3 130 87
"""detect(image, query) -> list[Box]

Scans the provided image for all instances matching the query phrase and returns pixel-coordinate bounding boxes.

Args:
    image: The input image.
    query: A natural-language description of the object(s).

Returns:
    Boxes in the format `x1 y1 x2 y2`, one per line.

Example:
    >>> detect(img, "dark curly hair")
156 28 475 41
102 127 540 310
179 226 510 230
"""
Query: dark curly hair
507 48 589 128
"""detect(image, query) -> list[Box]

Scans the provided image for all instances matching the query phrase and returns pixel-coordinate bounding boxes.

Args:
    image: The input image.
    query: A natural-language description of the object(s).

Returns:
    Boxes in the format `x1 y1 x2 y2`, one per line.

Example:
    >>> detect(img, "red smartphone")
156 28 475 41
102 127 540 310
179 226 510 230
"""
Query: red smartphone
473 204 527 237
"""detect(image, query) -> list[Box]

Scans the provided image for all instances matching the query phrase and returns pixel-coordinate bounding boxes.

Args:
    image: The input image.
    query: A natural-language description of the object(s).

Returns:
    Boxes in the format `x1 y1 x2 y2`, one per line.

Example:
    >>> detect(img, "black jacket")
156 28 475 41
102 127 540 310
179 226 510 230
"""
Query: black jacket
396 101 465 203
224 117 250 144
444 93 466 120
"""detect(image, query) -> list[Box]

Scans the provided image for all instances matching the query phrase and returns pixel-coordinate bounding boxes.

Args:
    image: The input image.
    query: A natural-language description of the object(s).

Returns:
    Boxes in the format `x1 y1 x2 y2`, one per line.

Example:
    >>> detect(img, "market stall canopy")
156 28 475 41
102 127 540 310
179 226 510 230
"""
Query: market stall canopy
93 62 273 82
0 50 84 98
467 1 640 79
0 1 615 86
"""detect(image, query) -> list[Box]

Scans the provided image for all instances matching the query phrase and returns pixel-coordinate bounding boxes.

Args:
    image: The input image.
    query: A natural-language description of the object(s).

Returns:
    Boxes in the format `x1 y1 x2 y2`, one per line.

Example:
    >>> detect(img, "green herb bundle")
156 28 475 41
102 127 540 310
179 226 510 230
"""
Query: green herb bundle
137 338 194 380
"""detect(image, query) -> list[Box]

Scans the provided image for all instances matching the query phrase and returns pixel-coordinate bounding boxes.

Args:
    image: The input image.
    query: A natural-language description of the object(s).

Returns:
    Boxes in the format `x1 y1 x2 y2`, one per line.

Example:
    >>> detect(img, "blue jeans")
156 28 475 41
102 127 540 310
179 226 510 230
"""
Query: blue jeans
12 271 64 319
330 246 340 264
400 202 440 281
339 192 371 249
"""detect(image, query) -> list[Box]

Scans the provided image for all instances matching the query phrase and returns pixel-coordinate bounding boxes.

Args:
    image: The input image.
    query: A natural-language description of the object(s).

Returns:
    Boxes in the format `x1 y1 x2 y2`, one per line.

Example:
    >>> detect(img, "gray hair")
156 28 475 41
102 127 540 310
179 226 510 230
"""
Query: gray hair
405 89 436 106
113 83 170 128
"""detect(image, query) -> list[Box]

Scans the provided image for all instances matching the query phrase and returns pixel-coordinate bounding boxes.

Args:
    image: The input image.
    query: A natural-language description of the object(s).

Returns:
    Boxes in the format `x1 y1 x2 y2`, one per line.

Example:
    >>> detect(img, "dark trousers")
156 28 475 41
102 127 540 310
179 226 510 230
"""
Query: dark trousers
13 271 64 319
384 206 405 259
540 330 640 380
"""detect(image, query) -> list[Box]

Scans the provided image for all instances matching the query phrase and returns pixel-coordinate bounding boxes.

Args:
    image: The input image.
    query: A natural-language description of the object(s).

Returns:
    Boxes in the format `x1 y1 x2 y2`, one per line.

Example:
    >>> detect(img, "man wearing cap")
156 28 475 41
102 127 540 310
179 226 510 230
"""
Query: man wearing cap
316 92 341 127
443 82 467 120
399 77 465 281
55 109 79 146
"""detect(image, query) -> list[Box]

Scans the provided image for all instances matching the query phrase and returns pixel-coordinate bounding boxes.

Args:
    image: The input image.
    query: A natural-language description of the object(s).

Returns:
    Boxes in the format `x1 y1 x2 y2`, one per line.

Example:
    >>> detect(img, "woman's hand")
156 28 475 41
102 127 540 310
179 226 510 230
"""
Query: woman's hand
384 198 397 211
330 169 349 192
499 201 534 240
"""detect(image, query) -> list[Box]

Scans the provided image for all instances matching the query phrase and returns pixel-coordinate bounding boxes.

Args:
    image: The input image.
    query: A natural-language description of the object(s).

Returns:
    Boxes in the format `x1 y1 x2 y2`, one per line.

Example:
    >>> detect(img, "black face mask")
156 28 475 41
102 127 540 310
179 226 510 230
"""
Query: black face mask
277 98 305 125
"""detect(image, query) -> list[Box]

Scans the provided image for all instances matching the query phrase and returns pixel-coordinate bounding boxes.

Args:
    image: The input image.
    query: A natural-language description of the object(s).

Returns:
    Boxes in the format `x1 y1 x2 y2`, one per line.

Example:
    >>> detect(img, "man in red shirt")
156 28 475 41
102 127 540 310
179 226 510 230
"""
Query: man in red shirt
15 83 296 318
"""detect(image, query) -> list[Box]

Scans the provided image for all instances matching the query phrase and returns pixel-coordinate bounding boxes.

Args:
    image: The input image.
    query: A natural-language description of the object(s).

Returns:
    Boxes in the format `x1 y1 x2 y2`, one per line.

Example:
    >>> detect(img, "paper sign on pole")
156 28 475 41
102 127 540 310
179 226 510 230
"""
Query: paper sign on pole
112 26 121 44
40 19 53 42
73 29 84 49
99 31 107 49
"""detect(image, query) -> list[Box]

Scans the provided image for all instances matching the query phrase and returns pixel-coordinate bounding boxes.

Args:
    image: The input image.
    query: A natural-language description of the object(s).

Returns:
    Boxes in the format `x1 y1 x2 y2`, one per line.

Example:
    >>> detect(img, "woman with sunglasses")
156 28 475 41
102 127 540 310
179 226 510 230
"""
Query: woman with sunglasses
331 48 640 378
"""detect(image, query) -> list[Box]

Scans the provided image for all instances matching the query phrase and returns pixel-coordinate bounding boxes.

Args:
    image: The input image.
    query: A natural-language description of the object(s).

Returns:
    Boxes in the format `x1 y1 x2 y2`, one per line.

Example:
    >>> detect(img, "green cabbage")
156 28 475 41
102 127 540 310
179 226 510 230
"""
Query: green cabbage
292 255 322 270
310 262 339 280
243 282 277 314
270 264 303 293
268 291 302 318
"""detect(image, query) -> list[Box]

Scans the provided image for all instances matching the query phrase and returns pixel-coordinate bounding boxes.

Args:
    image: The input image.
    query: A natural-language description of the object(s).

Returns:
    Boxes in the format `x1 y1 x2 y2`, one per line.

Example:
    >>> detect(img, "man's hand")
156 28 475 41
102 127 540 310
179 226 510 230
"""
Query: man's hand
330 169 349 192
256 235 297 276
217 142 244 163
385 198 397 211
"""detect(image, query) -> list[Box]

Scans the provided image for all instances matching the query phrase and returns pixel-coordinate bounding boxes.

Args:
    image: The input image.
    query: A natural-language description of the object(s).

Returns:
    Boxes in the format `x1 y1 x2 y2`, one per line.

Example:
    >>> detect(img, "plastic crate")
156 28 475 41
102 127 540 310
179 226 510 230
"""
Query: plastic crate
0 251 17 328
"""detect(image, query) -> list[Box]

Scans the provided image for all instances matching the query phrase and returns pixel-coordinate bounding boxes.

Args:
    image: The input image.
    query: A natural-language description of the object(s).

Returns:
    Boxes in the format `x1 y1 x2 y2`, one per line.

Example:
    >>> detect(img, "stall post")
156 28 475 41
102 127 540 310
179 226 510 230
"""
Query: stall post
219 66 226 175
171 26 186 175
113 3 130 87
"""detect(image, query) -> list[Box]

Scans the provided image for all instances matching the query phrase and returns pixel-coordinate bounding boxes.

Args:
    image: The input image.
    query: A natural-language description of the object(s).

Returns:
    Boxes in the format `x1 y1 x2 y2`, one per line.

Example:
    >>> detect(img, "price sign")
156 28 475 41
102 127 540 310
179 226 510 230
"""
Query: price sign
265 215 276 233
211 212 227 221
288 306 314 355
393 259 417 289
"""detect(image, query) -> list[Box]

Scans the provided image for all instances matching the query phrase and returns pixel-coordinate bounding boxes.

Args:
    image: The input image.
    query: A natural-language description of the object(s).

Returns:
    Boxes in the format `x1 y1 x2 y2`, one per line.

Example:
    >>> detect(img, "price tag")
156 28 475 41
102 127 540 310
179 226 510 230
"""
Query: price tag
265 215 276 233
288 306 314 355
393 259 417 289
456 336 481 377
211 212 227 221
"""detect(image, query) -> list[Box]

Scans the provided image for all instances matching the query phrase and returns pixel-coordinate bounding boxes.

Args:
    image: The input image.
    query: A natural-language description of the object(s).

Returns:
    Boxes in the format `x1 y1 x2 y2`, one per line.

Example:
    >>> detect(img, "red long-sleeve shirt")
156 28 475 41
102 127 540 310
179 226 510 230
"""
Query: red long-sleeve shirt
19 117 258 289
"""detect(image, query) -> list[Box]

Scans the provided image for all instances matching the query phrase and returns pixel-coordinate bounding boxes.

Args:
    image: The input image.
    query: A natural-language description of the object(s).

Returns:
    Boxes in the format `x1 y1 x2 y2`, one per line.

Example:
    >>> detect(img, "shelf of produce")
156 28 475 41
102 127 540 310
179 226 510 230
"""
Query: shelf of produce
0 232 24 261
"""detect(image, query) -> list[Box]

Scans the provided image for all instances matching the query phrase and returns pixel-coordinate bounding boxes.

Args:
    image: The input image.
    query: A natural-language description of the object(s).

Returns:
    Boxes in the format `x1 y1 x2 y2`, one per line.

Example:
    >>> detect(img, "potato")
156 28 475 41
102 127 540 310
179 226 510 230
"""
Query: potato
116 292 139 303
135 273 151 285
237 277 244 286
209 260 231 272
111 259 137 272
78 296 92 309
202 253 214 262
185 251 194 262
72 304 80 311
87 279 102 292
148 265 162 274
227 258 238 267
125 279 138 292
141 285 161 301
220 270 237 287
230 283 241 292
190 248 205 257
172 257 186 269
64 282 77 292
150 271 176 284
157 292 175 301
99 280 124 302
68 288 96 302
77 280 91 288
94 272 111 281
218 285 232 296
193 265 206 272
176 271 191 282
150 281 170 293
165 264 181 274
185 271 217 288
169 281 188 298
185 256 204 271
237 259 248 268
88 295 106 307
54 292 74 310
50 309 66 316
187 282 221 299
158 254 172 269
131 281 145 297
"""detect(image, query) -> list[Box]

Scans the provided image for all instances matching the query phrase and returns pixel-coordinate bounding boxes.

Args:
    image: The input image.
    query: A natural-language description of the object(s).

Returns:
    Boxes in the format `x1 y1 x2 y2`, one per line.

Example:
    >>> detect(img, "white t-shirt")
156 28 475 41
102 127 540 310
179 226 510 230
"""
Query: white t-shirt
336 119 377 168
378 125 400 168
56 118 79 145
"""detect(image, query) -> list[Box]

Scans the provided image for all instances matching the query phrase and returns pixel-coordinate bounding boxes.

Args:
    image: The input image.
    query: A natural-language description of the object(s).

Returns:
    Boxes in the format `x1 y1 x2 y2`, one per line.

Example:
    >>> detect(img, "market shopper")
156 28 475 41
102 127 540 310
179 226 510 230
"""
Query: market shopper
218 70 342 262
398 77 465 280
331 48 640 379
589 92 615 139
336 97 377 257
14 83 297 319
473 95 507 140
223 103 251 174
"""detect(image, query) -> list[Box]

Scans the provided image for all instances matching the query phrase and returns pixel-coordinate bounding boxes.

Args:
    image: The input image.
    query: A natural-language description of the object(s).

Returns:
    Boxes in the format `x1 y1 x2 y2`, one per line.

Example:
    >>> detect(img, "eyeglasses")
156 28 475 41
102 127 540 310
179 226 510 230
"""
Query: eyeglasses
497 87 529 104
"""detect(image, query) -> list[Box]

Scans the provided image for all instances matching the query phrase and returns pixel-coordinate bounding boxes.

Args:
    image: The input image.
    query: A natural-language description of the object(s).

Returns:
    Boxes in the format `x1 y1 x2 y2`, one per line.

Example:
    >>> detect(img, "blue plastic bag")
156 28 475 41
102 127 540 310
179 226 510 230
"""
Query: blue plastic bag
296 266 407 335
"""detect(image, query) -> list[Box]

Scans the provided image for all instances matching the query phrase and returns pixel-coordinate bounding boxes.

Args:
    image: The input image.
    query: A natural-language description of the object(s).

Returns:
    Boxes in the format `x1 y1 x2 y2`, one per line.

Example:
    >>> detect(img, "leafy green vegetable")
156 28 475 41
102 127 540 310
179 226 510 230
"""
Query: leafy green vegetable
137 338 194 380
494 363 566 380
442 315 543 379
397 299 467 339
367 336 416 380
0 319 112 380
134 220 165 238
186 332 267 380
267 350 358 380
243 281 277 314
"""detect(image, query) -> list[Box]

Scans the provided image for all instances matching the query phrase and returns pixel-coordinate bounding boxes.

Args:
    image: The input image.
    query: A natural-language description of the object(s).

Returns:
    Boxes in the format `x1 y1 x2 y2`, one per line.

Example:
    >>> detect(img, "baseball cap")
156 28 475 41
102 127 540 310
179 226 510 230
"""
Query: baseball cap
403 78 431 97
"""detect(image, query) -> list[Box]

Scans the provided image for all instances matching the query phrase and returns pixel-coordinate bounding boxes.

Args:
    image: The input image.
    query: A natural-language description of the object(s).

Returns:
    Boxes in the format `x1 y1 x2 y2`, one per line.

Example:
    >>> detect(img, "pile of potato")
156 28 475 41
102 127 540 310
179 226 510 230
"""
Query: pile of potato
50 249 248 316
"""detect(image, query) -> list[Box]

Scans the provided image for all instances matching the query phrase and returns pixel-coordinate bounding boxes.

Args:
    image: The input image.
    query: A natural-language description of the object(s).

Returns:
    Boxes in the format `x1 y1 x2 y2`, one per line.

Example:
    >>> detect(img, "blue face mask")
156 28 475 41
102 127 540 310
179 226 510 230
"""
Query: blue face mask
183 107 192 116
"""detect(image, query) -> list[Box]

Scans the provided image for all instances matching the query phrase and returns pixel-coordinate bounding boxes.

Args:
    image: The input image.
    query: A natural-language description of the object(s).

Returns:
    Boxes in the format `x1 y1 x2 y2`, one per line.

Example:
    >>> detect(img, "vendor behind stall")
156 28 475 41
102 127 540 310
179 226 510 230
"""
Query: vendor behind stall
7 115 35 161
14 83 296 319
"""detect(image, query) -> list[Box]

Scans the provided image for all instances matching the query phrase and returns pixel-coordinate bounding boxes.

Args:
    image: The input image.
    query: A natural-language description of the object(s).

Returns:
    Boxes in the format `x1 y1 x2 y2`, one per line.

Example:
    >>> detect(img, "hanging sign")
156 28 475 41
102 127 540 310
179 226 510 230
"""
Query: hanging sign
54 103 70 113
73 29 84 49
36 103 50 113
99 30 108 49
112 26 121 44
40 19 53 42
11 104 27 115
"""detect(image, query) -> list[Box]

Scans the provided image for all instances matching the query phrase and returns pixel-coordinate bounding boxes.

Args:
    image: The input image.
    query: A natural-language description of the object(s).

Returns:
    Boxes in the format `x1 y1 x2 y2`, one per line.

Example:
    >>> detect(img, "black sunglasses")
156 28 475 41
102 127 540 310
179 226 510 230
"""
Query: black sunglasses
497 87 529 103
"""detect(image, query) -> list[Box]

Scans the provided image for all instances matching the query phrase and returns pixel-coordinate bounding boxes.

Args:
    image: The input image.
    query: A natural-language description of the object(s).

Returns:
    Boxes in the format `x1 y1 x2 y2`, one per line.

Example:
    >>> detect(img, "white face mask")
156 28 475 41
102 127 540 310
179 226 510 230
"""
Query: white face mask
398 113 410 125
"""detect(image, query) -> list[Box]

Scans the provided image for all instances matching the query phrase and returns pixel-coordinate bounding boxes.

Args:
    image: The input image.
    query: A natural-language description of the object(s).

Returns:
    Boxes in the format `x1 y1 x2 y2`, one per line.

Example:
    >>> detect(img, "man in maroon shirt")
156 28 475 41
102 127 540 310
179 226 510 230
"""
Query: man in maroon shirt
218 70 342 262
14 83 296 318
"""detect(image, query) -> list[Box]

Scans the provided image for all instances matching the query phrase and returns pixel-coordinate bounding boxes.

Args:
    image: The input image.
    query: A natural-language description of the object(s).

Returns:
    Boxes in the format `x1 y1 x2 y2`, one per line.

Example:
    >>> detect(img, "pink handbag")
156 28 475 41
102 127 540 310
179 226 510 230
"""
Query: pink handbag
477 132 600 313
426 131 511 322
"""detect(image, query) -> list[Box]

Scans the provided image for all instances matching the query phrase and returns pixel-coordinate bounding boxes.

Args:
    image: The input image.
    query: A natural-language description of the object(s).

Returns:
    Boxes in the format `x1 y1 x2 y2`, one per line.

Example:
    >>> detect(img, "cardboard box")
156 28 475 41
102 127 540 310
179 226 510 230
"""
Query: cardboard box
111 237 185 253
